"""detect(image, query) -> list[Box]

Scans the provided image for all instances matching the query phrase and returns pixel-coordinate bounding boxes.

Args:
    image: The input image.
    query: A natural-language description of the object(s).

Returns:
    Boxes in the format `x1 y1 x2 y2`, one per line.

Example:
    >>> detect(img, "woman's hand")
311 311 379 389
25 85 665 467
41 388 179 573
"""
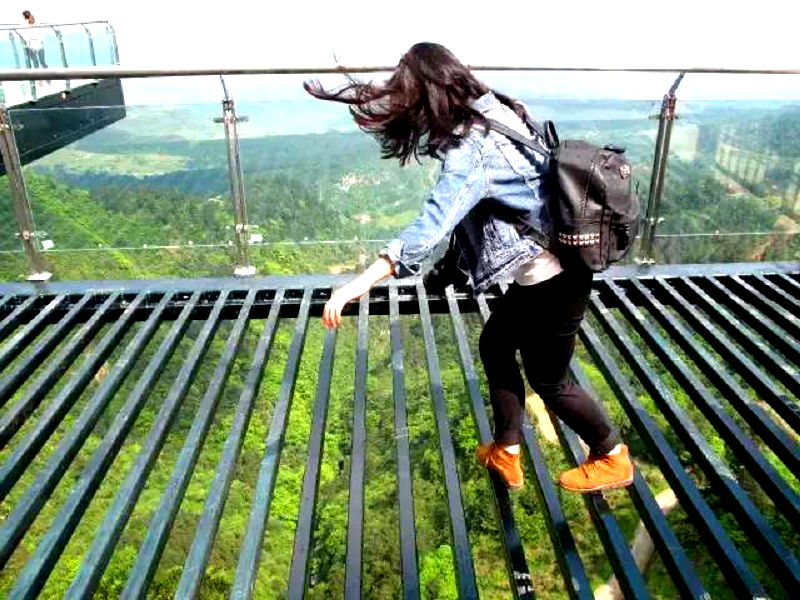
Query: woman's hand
322 287 358 329
321 257 394 329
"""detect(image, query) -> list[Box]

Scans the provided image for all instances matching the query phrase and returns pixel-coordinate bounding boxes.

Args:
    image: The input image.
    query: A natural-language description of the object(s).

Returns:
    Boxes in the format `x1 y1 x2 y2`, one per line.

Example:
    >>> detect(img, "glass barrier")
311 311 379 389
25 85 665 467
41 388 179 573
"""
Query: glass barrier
656 74 800 263
1 70 798 282
0 21 119 106
59 25 95 67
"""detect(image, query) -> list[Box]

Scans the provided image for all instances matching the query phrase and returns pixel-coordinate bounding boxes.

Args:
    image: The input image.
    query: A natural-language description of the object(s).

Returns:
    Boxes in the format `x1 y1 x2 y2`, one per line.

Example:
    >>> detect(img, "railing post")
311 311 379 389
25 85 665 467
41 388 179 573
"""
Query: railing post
52 26 70 92
637 72 685 265
0 104 52 281
106 23 120 64
81 24 97 66
215 80 255 277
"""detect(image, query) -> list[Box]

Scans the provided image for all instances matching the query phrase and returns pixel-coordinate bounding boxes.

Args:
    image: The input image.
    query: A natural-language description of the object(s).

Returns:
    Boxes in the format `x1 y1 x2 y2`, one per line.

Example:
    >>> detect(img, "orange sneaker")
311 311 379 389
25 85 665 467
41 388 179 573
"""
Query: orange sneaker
476 443 524 490
558 445 634 493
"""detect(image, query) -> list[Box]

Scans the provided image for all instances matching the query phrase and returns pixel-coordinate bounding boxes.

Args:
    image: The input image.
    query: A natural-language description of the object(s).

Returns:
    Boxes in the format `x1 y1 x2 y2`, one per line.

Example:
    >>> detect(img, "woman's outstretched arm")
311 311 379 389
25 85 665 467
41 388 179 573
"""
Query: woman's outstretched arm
322 256 394 328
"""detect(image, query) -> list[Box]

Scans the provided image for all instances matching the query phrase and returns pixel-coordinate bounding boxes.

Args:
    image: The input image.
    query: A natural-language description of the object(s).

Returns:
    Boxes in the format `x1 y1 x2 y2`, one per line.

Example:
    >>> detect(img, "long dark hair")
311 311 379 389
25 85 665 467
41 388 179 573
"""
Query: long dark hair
304 42 526 165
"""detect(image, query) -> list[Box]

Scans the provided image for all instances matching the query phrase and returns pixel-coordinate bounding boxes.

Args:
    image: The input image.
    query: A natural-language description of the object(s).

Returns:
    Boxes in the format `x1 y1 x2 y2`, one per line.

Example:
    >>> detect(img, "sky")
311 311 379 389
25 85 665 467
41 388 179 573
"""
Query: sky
2 1 798 104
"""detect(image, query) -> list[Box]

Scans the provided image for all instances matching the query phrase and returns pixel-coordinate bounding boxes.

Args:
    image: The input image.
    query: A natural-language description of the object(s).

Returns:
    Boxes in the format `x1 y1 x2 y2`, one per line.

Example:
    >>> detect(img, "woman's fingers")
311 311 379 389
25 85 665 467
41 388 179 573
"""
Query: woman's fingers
322 298 344 329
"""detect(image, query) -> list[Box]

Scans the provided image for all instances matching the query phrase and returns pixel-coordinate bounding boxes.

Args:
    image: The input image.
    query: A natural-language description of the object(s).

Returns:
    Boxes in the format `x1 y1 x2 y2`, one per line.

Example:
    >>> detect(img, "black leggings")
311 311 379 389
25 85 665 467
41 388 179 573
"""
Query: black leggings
479 269 619 455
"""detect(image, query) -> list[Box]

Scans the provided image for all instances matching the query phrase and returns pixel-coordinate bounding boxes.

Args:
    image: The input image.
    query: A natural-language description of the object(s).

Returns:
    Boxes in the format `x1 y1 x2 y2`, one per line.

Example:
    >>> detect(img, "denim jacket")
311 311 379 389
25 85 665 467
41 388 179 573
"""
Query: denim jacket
379 92 554 292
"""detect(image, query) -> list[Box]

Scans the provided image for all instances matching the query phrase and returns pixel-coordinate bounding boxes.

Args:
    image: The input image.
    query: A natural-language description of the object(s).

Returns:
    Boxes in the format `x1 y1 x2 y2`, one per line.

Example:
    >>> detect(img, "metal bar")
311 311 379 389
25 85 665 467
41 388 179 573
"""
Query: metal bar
752 274 800 314
0 294 90 407
1 65 799 81
774 273 800 298
567 359 707 600
589 293 800 589
638 73 683 264
52 26 70 92
415 281 478 599
64 291 225 598
0 295 65 376
631 279 800 475
219 94 254 277
716 275 800 348
106 23 120 64
81 24 97 66
7 293 175 599
389 282 420 600
0 293 135 500
0 295 37 343
449 290 537 600
230 287 313 600
122 290 255 600
0 261 795 298
344 295 368 600
604 280 800 525
0 293 117 448
675 277 800 399
666 277 800 435
174 290 284 600
287 325 337 598
0 21 112 32
0 106 50 281
0 293 153 571
578 319 767 597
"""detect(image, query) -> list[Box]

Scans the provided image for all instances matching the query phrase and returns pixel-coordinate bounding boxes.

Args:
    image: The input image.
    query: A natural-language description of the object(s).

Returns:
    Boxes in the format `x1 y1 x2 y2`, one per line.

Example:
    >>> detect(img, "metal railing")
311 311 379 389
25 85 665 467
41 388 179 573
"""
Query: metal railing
0 262 797 597
1 64 798 281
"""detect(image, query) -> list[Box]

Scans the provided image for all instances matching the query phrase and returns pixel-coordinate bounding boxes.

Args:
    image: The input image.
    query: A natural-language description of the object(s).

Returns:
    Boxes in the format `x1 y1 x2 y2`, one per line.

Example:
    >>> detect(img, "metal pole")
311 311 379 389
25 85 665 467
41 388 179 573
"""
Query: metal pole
215 79 255 277
0 104 52 281
81 24 97 66
53 26 70 92
638 72 684 265
106 24 120 64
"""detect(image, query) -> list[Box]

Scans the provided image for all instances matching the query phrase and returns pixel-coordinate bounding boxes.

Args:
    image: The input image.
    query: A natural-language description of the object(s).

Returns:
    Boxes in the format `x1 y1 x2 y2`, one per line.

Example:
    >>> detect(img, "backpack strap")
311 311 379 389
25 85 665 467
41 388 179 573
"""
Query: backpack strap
487 118 557 152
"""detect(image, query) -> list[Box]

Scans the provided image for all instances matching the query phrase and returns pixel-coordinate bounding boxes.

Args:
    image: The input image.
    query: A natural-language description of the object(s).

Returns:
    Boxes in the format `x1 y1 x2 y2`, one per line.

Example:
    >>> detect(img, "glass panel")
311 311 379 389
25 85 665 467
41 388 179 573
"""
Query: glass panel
7 82 234 279
38 26 62 69
85 22 117 65
0 32 27 105
58 24 94 67
657 73 800 263
0 174 19 251
0 31 22 68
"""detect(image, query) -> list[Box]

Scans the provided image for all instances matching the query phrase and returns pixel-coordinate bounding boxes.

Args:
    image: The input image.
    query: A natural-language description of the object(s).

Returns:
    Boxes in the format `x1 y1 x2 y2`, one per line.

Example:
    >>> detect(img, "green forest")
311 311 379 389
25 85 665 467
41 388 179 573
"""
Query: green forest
0 100 798 599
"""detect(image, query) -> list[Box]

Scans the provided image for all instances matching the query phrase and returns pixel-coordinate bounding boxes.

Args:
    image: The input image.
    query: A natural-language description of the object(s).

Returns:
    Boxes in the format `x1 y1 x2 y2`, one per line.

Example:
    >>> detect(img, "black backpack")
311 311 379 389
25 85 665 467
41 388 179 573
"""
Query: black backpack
487 117 640 272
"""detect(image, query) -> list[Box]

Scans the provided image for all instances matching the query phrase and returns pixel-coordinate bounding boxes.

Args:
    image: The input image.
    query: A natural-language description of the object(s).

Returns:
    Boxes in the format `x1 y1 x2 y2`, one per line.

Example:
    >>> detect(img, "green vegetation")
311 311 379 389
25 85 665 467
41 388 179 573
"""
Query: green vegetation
0 100 798 598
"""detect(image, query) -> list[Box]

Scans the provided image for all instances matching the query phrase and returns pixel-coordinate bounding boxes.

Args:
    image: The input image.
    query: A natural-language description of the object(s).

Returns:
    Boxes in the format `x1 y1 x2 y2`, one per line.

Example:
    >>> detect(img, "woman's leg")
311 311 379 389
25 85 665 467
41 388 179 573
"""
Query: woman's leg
26 48 40 69
479 286 526 446
38 48 48 69
518 270 619 455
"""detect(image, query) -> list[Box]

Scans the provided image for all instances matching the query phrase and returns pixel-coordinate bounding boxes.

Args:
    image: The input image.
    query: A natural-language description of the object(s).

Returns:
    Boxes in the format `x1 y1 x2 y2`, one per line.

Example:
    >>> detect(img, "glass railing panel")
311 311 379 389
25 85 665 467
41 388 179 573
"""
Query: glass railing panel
656 74 800 263
0 174 20 251
3 91 234 280
84 22 117 65
0 71 668 281
58 24 95 67
0 31 23 68
0 32 25 105
37 26 62 69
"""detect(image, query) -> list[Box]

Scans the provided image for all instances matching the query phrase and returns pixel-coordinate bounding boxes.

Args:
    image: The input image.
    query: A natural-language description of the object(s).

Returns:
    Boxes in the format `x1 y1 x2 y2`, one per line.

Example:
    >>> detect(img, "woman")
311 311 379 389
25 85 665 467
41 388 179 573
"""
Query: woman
20 11 48 71
306 43 633 493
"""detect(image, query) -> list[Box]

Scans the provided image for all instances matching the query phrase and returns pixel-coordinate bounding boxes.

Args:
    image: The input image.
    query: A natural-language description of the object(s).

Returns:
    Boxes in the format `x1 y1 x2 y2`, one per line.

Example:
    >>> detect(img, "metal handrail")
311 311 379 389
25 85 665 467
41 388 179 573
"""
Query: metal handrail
1 65 799 81
0 20 111 31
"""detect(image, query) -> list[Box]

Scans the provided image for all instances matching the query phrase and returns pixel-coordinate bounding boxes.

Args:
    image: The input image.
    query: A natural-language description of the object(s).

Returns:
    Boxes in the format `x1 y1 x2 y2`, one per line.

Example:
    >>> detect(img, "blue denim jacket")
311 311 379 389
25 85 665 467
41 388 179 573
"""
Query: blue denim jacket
380 92 554 292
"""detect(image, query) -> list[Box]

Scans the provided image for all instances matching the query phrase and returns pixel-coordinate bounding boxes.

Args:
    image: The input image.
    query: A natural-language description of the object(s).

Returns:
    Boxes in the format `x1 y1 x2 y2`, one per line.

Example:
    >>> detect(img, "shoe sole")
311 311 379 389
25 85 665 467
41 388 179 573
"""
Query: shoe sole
558 476 634 494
